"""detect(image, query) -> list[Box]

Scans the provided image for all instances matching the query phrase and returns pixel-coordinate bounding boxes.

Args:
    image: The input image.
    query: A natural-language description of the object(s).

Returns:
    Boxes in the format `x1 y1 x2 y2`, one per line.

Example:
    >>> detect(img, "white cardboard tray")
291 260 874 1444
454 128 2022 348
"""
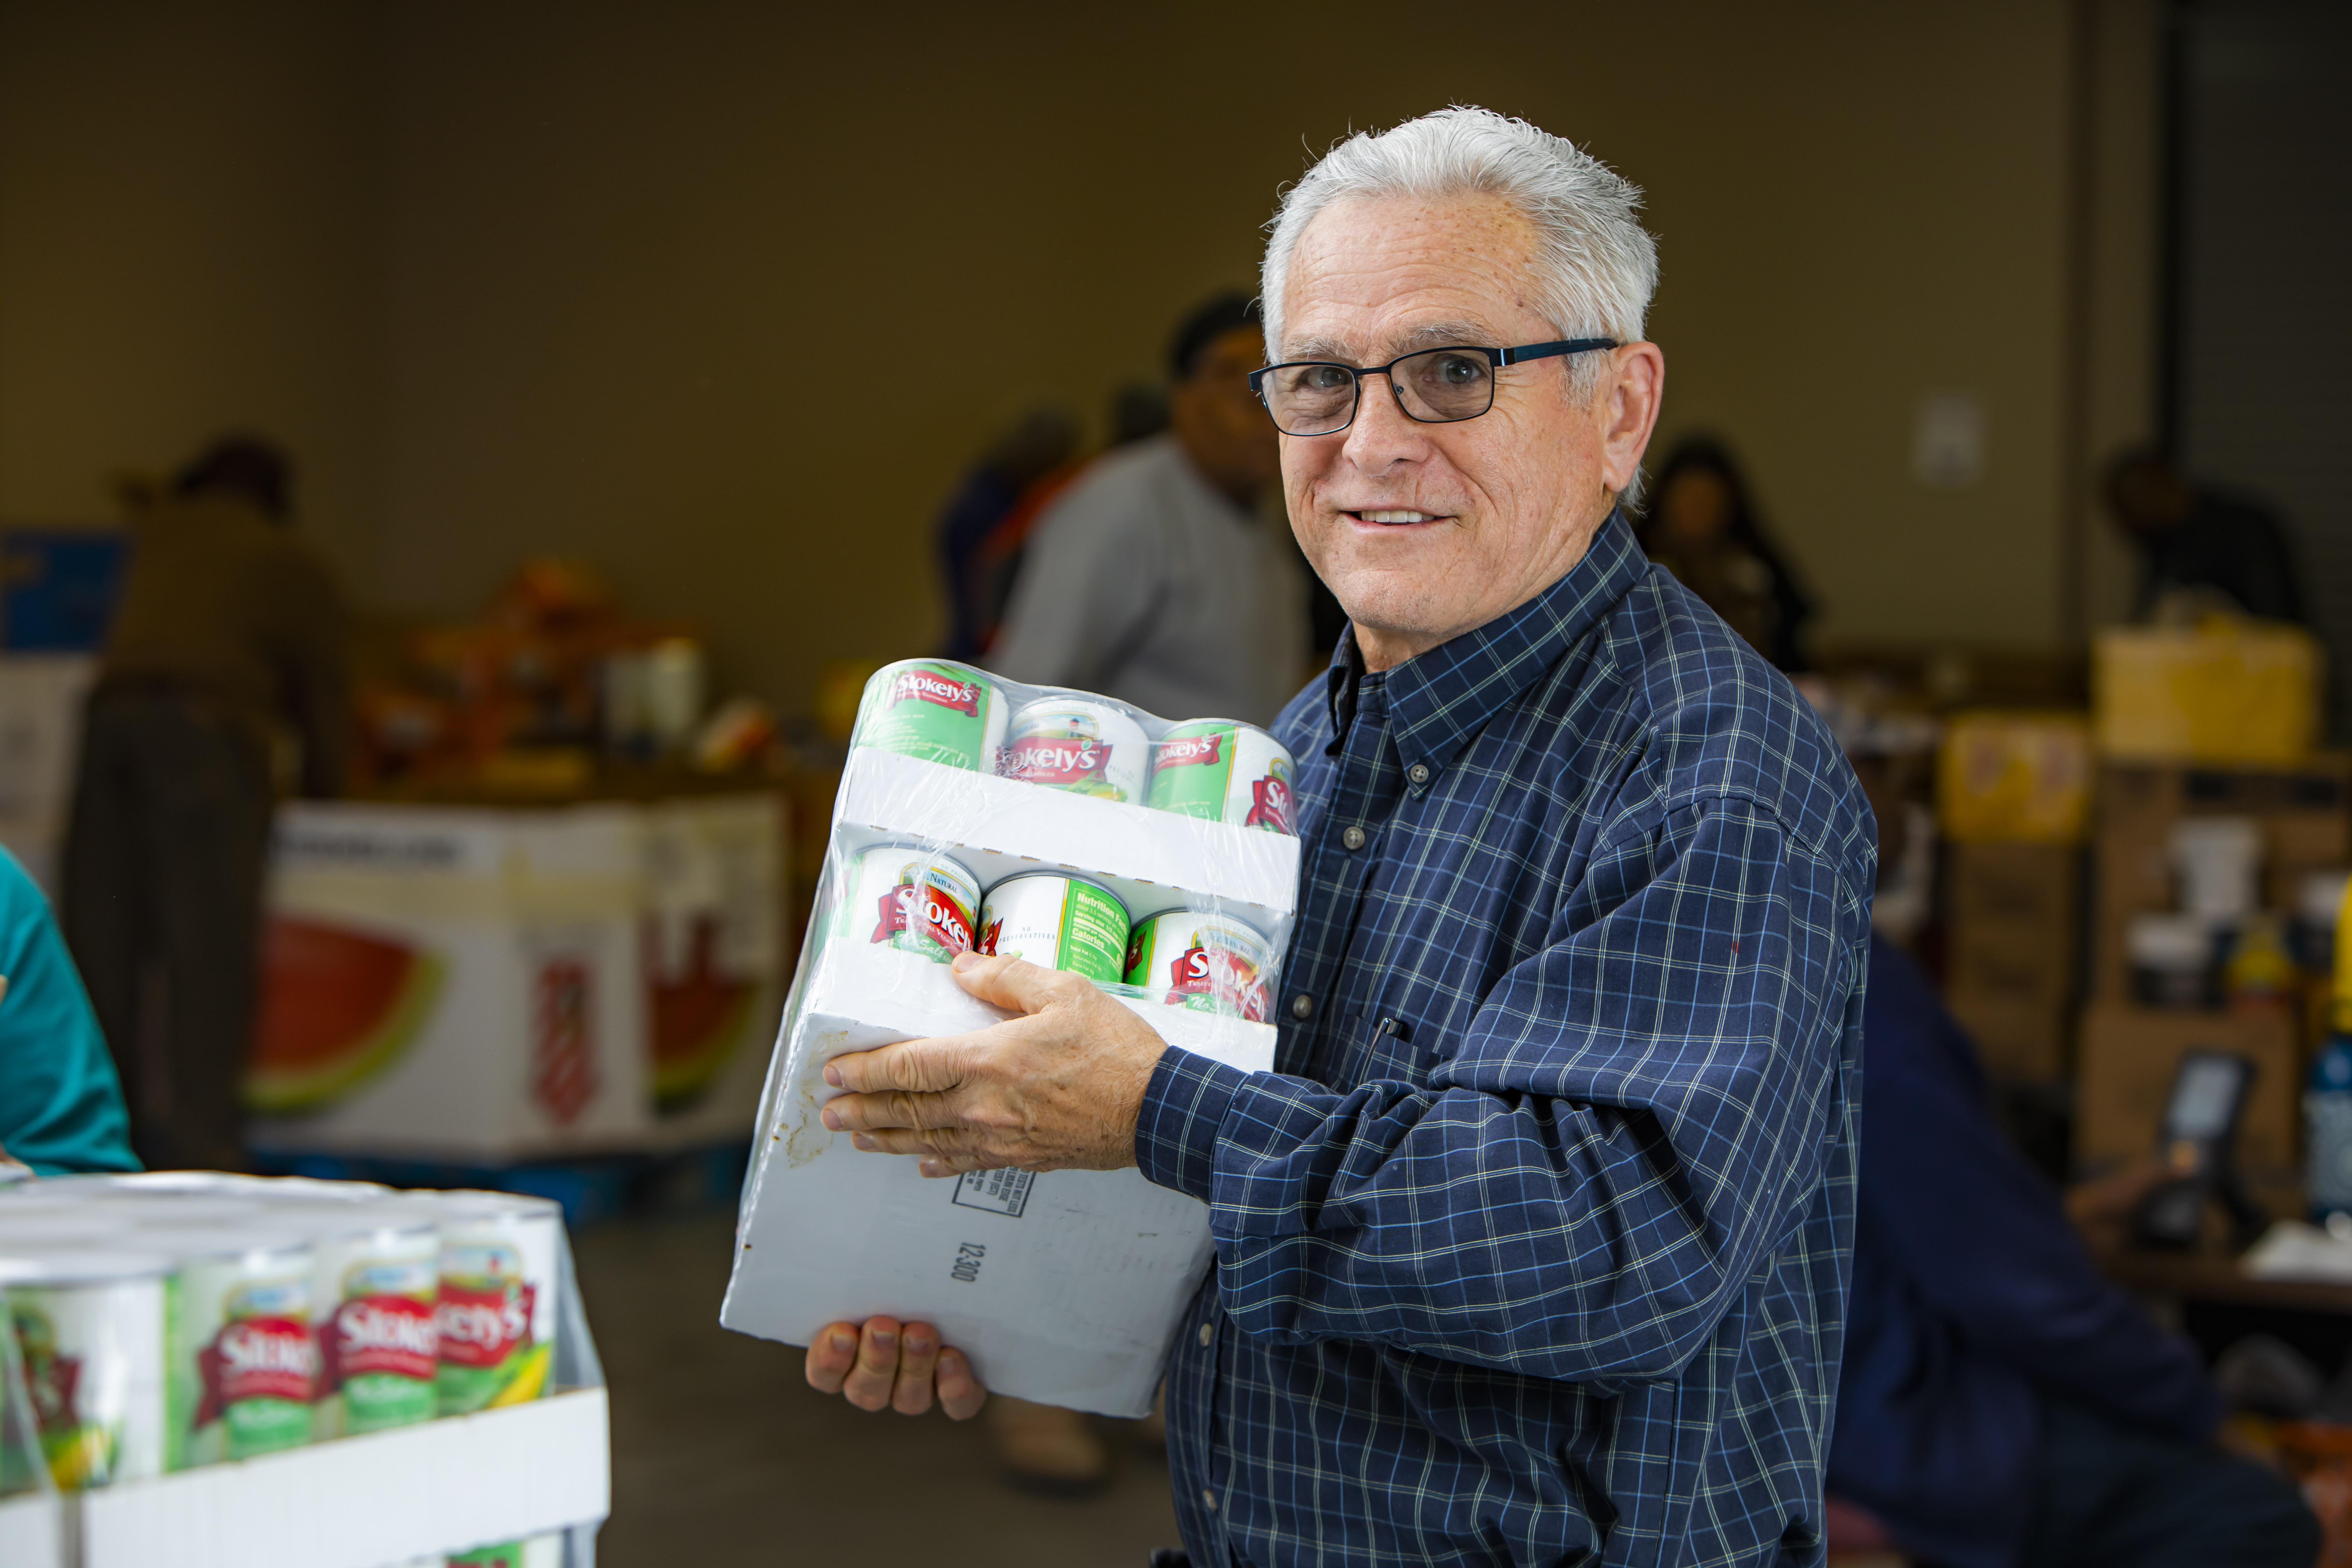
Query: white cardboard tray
0 1489 63 1568
75 1386 608 1568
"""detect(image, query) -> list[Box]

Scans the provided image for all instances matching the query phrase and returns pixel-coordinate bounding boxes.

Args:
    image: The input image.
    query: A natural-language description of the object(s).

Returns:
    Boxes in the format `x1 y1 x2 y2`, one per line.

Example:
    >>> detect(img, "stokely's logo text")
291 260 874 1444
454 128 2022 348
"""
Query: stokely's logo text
891 671 980 716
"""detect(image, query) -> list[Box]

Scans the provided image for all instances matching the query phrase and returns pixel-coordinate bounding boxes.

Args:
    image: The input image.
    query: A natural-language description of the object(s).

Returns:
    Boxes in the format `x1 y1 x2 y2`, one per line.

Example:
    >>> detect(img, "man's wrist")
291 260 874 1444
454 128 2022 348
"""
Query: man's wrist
1134 1045 1251 1204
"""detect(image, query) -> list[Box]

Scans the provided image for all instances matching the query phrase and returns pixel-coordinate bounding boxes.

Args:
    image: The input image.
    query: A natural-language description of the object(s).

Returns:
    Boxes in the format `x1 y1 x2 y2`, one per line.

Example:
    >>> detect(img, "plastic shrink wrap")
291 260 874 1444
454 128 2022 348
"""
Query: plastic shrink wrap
721 661 1300 1415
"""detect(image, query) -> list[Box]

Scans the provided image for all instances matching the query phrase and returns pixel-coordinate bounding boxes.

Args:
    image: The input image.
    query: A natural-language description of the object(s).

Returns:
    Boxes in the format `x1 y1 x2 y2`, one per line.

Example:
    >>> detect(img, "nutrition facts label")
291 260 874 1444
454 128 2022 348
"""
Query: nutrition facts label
952 1168 1034 1218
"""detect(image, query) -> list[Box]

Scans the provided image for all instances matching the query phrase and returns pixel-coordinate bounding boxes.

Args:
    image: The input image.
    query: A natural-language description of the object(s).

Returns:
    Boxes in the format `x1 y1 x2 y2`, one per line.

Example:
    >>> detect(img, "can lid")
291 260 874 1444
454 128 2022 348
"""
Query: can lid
435 1188 564 1220
986 869 1123 900
0 1247 173 1284
1132 905 1271 945
265 1202 436 1241
247 1178 394 1205
0 1211 128 1245
82 1197 267 1224
132 1225 308 1263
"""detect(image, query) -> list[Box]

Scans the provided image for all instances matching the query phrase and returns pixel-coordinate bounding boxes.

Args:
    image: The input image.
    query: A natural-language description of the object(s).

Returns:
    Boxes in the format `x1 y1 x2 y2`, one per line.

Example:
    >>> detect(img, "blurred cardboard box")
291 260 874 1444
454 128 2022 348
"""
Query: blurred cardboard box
1938 711 2091 845
2094 624 2320 766
2088 760 2350 1002
2076 1002 2300 1203
1944 842 2081 1079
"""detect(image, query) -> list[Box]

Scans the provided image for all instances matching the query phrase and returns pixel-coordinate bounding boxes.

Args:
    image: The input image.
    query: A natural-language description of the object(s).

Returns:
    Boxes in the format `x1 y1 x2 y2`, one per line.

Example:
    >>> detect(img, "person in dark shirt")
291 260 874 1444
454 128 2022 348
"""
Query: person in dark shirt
2107 447 2303 624
1832 759 2317 1566
1634 435 1813 671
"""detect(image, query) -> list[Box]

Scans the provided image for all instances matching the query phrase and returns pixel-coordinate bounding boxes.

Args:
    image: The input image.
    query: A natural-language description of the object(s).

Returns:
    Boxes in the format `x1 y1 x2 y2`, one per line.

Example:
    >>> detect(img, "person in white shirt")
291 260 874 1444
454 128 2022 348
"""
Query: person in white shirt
988 293 1306 727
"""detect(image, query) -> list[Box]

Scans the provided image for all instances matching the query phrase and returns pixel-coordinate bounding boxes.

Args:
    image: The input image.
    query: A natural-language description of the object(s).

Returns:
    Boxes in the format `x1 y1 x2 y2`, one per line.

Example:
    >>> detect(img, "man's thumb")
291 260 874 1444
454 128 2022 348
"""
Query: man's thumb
951 950 1063 1015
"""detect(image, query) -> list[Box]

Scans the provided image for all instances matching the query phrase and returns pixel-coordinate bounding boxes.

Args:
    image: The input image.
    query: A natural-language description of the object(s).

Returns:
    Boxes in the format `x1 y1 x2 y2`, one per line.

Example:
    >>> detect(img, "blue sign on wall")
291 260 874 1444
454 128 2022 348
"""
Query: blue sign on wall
1 529 131 653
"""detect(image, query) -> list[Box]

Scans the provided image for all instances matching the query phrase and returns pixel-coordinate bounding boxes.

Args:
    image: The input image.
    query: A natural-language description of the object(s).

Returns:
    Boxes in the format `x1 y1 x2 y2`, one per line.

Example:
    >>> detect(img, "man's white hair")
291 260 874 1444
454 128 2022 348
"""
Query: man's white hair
1260 107 1658 401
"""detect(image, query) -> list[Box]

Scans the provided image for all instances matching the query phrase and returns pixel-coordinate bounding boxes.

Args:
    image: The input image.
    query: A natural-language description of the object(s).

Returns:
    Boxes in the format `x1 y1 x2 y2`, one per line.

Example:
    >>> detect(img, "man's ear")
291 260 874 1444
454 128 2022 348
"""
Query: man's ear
1596 343 1666 496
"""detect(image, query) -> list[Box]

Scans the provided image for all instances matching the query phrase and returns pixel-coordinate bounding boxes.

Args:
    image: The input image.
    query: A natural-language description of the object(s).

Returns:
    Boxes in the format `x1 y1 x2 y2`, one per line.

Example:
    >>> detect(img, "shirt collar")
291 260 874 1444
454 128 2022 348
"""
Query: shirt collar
1322 509 1650 782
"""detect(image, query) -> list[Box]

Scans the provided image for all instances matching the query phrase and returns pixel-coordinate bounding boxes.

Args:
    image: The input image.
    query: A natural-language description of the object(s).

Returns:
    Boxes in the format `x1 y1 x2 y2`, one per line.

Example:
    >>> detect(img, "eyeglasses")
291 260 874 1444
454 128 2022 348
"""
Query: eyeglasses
1247 338 1618 436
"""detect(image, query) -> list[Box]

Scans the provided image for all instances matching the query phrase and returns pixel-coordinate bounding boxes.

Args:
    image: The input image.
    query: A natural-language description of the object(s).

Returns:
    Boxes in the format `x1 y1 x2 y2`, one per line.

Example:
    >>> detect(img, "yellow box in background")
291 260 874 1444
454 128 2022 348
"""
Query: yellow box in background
1938 711 2092 844
2094 623 2320 765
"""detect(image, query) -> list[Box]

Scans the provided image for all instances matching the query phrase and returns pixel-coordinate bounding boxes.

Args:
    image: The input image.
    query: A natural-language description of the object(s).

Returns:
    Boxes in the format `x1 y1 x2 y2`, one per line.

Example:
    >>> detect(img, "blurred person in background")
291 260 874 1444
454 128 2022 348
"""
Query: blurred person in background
987 291 1306 727
1634 434 1813 671
0 846 138 1177
933 404 1082 663
1827 755 2318 1568
2107 446 2304 625
63 435 352 1172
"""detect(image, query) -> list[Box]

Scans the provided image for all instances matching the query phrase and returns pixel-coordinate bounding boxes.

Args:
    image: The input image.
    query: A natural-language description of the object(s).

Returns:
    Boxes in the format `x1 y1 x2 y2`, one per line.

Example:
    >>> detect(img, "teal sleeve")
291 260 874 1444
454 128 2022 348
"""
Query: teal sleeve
0 849 138 1174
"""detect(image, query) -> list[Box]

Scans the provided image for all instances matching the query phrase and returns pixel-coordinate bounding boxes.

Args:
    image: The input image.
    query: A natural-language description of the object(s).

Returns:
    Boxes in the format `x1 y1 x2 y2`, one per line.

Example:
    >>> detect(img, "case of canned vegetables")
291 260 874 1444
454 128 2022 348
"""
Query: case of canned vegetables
0 1170 607 1568
720 660 1301 1418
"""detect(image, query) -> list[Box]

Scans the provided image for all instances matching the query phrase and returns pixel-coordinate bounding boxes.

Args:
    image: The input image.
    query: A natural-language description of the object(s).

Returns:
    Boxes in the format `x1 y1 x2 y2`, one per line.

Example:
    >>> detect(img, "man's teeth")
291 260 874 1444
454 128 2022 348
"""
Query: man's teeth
1360 510 1435 524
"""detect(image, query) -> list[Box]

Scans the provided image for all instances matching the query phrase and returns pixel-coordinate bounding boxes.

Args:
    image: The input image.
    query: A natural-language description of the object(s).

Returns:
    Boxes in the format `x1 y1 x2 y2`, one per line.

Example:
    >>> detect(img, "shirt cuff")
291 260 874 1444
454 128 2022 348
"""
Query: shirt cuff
1134 1045 1251 1204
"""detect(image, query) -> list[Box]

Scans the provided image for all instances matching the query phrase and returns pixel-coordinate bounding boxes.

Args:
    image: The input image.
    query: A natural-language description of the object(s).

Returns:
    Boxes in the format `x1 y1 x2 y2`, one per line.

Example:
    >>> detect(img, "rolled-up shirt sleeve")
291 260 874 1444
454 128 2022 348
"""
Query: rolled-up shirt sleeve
1137 793 1863 1384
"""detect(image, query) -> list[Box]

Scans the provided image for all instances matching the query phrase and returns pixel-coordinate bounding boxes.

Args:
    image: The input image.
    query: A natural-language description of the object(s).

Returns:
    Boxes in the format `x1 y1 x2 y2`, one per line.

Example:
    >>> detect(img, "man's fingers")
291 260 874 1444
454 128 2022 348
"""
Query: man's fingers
947 950 1080 1016
894 1323 942 1414
824 1035 973 1097
840 1316 902 1412
937 1347 988 1421
804 1322 859 1395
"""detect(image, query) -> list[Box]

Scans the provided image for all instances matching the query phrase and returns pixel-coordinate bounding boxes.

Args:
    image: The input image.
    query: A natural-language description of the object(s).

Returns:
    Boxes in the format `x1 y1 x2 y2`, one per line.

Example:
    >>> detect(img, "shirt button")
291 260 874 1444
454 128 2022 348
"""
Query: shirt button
1290 994 1313 1021
1203 1490 1219 1511
1198 1320 1214 1346
1342 825 1366 850
1407 763 1431 786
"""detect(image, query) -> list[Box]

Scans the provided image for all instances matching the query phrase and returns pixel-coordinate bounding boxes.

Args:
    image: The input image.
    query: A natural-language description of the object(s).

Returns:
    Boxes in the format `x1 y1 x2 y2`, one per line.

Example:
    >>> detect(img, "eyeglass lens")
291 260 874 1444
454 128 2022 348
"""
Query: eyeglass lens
1261 348 1496 435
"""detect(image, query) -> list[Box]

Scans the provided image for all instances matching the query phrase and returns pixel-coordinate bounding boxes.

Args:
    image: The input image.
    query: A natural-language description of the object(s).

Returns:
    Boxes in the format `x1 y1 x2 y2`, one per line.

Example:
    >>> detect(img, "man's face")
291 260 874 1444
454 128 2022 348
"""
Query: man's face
1169 326 1281 503
1276 193 1662 669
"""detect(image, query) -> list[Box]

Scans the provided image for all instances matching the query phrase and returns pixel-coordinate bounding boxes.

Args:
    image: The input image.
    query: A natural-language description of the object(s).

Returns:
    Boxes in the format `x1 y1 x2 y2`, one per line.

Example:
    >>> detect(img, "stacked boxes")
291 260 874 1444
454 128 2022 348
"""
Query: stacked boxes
1937 713 2092 1082
2074 759 2347 1198
721 662 1300 1417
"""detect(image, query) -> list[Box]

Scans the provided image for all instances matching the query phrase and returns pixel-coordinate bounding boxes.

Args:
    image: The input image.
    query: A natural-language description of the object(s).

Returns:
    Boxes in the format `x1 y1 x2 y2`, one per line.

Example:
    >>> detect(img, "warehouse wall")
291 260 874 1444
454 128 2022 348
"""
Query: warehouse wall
0 0 2133 714
0 1 384 576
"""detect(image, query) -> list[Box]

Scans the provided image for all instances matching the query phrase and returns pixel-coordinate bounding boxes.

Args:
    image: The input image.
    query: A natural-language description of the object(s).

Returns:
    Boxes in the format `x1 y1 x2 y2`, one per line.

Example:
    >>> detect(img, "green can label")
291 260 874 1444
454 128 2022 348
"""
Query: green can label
435 1237 553 1415
170 1274 316 1466
840 847 981 962
980 875 1130 985
323 1265 439 1435
1147 721 1298 834
854 661 1004 769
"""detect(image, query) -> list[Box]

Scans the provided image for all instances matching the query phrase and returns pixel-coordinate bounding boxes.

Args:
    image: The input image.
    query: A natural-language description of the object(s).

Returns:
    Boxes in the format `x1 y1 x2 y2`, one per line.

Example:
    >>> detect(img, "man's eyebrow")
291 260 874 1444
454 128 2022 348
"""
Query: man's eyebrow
1279 321 1505 364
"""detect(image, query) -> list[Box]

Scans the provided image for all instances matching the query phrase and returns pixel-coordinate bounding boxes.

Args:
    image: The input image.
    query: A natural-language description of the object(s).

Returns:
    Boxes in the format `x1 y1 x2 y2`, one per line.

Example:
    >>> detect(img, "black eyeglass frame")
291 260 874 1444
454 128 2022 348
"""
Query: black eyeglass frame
1246 337 1620 435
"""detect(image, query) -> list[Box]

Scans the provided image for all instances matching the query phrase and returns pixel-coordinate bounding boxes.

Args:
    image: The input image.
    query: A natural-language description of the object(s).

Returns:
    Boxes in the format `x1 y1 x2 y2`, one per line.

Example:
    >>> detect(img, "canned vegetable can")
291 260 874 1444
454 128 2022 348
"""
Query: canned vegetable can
853 660 1008 770
838 844 981 961
3 1250 169 1490
432 1192 564 1414
999 697 1150 802
1148 720 1298 835
300 1212 440 1438
1124 909 1275 1022
161 1230 316 1469
979 873 1132 986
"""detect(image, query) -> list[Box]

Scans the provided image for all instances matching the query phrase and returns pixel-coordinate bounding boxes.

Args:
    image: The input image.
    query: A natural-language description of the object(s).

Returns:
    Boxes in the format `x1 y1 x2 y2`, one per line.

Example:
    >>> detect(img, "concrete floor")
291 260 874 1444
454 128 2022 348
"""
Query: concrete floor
574 1212 1183 1567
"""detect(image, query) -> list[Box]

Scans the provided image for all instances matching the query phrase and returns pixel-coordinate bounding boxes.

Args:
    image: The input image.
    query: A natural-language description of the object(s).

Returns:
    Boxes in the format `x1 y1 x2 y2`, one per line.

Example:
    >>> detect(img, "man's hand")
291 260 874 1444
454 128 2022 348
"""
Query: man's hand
2066 1157 2171 1256
804 1316 986 1419
819 950 1167 1176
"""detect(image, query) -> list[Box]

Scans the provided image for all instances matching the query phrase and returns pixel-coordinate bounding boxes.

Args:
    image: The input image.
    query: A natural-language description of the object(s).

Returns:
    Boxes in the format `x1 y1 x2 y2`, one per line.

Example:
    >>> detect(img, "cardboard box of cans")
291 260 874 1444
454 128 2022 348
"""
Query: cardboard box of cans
0 1172 606 1568
722 662 1301 1417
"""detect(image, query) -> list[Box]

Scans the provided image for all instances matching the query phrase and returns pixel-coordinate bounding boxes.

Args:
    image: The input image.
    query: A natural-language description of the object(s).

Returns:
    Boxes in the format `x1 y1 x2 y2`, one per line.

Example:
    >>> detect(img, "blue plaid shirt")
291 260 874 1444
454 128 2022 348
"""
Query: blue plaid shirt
1134 512 1874 1567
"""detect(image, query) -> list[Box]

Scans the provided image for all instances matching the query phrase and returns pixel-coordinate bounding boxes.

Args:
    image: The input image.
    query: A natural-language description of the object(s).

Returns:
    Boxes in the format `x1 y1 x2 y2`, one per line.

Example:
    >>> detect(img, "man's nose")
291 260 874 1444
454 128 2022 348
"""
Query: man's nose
1340 370 1430 469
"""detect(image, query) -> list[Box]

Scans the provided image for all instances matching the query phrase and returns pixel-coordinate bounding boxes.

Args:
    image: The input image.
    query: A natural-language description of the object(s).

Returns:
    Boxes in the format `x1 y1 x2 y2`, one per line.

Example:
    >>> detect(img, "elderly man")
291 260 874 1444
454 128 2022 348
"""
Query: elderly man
808 108 1874 1566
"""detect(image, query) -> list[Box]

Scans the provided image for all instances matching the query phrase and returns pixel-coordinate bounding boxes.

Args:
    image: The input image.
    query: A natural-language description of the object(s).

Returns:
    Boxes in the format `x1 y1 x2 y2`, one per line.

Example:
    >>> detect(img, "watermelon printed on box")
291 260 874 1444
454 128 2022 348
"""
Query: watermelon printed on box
245 805 652 1160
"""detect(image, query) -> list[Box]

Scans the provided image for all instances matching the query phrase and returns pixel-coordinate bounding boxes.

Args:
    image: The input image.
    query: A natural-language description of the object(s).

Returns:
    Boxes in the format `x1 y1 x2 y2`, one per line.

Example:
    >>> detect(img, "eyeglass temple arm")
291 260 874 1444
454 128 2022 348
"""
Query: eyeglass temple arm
1494 338 1619 366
